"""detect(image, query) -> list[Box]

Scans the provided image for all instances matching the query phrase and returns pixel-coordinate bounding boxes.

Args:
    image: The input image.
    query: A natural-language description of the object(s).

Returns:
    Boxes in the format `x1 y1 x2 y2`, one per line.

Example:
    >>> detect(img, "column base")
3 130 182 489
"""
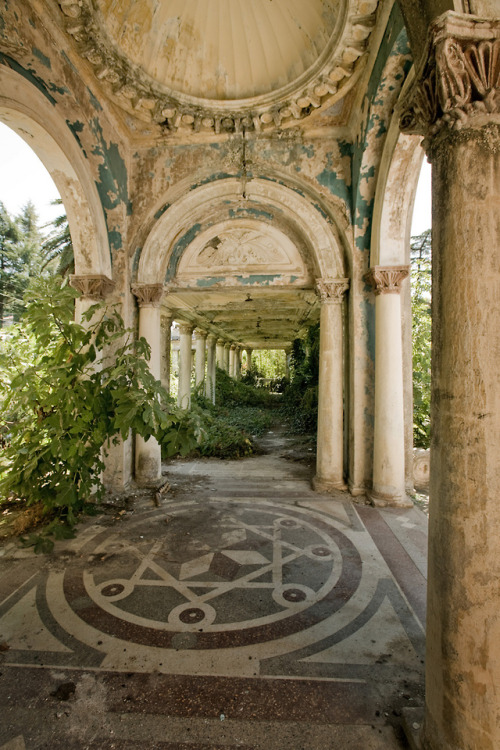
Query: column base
135 446 162 488
401 707 425 750
348 481 367 497
312 475 348 494
367 487 413 508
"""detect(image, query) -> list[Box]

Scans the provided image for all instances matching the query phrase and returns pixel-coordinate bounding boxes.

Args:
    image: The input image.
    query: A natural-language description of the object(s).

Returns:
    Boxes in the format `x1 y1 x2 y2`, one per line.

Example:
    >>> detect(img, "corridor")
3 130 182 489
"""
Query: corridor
0 430 427 749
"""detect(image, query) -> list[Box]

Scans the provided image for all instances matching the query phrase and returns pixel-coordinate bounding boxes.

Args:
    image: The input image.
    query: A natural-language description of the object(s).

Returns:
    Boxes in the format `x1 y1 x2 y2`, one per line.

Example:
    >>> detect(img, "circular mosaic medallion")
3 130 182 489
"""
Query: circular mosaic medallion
63 502 362 649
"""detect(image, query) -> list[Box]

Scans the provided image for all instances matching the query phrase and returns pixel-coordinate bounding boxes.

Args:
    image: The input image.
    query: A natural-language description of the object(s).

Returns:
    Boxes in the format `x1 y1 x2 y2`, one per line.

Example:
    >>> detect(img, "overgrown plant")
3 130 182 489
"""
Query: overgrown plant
280 324 320 435
0 276 197 550
411 229 432 448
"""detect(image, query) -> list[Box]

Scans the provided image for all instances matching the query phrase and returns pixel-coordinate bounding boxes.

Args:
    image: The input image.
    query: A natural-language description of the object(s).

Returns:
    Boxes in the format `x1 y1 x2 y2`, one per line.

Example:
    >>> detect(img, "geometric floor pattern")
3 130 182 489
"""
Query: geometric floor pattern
0 445 427 749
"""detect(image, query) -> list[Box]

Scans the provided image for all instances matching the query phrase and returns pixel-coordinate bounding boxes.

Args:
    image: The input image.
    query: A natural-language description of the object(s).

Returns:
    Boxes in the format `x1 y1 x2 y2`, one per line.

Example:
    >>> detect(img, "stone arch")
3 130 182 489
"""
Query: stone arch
136 177 349 285
0 64 111 277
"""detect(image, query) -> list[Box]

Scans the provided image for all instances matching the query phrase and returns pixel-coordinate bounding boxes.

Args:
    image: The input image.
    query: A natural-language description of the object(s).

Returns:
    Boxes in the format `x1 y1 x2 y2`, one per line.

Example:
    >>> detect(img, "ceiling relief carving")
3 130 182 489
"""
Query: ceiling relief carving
57 0 380 133
176 226 310 286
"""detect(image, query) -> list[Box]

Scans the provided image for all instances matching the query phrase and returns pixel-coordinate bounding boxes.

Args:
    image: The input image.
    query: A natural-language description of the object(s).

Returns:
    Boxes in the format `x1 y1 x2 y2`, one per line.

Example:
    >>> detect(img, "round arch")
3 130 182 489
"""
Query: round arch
136 177 349 285
0 65 111 277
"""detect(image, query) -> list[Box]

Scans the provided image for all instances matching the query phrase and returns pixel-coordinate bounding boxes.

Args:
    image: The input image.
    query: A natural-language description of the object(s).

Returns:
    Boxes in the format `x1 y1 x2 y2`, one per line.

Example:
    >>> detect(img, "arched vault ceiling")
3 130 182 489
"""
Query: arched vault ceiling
57 0 380 133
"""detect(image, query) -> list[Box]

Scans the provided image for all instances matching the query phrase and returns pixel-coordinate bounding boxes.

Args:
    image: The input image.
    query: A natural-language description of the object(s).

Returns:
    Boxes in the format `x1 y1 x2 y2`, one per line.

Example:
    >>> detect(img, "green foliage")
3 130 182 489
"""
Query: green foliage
280 324 320 435
0 276 196 548
249 349 286 379
41 198 74 277
411 229 432 448
214 367 276 408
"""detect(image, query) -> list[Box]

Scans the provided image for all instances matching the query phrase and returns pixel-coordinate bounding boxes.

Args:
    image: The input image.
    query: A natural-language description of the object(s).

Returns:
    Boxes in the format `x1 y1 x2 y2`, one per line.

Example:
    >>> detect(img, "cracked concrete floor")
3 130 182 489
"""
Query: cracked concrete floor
0 430 427 749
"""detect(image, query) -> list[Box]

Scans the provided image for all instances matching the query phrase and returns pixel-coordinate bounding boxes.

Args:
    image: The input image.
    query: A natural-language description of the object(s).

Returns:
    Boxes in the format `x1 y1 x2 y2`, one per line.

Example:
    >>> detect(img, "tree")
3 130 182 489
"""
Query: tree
0 201 22 326
411 229 432 448
0 276 198 550
41 198 74 276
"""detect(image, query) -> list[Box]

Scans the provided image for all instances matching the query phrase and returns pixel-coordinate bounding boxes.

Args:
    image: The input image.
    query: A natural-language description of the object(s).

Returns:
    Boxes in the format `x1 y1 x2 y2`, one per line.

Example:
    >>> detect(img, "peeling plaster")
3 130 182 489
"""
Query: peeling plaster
0 53 56 105
31 46 50 68
166 222 203 282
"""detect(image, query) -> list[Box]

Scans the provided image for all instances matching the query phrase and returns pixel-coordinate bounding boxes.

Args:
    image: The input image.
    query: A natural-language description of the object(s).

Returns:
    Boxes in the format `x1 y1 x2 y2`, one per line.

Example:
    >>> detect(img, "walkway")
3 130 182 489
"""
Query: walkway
0 428 427 749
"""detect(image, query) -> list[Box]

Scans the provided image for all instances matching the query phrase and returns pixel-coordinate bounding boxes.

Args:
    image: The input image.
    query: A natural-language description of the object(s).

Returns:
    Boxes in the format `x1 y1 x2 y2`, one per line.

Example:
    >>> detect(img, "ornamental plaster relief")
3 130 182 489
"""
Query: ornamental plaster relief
56 0 381 134
131 283 165 308
400 13 500 139
365 266 409 294
70 274 116 300
316 278 350 303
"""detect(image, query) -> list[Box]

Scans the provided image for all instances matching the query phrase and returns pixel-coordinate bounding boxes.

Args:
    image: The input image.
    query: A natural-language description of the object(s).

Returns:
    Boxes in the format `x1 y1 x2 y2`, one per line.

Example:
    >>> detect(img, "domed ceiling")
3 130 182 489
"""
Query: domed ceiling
58 0 380 133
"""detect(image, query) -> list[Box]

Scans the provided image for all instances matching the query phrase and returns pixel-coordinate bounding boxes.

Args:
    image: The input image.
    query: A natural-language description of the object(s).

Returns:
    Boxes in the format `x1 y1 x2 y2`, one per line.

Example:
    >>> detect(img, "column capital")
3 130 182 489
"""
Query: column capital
70 274 115 300
224 342 231 349
400 12 500 142
178 322 194 336
230 343 237 350
131 283 164 308
194 328 207 340
206 333 218 344
365 266 409 295
315 278 350 304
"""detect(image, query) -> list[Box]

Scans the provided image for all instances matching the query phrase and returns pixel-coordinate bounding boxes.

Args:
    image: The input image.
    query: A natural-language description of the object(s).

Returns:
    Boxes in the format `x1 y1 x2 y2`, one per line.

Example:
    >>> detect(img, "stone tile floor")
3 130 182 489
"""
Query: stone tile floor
0 431 427 749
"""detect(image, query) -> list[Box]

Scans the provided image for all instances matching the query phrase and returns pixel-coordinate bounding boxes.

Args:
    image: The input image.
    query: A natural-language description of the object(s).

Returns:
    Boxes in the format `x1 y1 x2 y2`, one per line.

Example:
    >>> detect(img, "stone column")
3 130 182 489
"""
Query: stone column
235 346 242 380
246 347 253 371
365 266 410 508
313 278 349 493
131 283 164 486
194 329 207 390
216 339 225 369
400 13 500 750
224 342 231 373
177 322 193 409
229 344 236 378
160 313 172 395
206 334 217 403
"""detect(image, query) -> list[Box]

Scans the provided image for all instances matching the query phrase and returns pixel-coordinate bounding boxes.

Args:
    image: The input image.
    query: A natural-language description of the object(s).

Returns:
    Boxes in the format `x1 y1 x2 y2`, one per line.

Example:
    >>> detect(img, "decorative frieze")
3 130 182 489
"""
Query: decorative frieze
70 274 115 300
315 278 350 304
131 283 165 308
365 266 409 295
400 13 500 138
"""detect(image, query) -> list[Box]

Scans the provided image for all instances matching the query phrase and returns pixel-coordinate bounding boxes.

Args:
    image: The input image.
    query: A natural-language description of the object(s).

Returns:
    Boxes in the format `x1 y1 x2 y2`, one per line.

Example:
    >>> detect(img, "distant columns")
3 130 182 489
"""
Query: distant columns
224 342 231 372
216 339 225 369
246 347 253 371
131 283 164 486
178 322 193 409
366 266 410 507
313 278 349 493
160 313 172 395
235 346 242 380
229 344 236 378
206 334 217 403
194 329 207 390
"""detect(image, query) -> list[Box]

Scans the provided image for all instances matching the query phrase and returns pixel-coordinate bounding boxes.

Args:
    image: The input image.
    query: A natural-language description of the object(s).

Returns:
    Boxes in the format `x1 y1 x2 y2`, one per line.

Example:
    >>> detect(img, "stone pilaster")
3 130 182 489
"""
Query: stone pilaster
400 13 500 750
313 278 349 493
132 283 164 486
365 266 411 508
178 323 194 409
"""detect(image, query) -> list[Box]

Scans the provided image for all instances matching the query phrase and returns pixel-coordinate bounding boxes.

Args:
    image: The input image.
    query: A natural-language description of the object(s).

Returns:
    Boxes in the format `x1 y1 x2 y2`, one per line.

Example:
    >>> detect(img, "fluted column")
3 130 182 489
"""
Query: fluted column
216 339 225 369
400 13 500 750
229 344 236 378
194 329 207 390
131 283 164 486
206 334 217 403
224 342 231 373
313 279 349 493
160 314 172 395
177 323 193 409
365 266 410 508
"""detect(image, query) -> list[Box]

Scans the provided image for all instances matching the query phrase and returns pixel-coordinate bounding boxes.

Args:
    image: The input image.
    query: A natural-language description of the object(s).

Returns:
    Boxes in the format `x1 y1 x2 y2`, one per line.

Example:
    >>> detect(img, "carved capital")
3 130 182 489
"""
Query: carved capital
131 283 164 308
70 274 115 300
315 278 350 304
194 328 207 340
365 266 409 295
400 12 500 138
206 333 218 344
178 322 194 336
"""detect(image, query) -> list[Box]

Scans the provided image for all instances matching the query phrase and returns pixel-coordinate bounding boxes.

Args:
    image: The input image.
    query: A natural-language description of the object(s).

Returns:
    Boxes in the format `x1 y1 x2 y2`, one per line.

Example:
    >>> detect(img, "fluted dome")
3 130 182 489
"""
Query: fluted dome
95 0 345 103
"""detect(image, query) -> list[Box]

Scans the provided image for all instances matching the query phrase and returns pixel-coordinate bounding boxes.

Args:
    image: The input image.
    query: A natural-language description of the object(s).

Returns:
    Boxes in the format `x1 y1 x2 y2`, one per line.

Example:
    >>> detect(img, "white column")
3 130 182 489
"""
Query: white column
194 329 207 390
235 346 242 380
160 313 172 395
132 283 164 486
366 266 411 507
246 347 253 371
178 322 193 409
313 279 349 493
216 339 225 369
229 344 236 378
224 343 231 373
206 334 217 403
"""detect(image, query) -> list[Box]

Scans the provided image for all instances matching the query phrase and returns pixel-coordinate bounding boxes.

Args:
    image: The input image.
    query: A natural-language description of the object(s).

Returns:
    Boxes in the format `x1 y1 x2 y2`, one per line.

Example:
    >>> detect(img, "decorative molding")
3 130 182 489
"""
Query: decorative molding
365 266 409 295
131 283 164 307
56 0 379 134
178 323 194 336
70 274 115 300
400 12 500 138
315 278 350 304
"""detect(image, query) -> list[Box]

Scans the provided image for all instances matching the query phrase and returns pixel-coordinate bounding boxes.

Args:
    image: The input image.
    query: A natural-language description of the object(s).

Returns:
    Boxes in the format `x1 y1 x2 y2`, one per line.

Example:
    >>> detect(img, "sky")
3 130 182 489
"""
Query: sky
0 120 432 236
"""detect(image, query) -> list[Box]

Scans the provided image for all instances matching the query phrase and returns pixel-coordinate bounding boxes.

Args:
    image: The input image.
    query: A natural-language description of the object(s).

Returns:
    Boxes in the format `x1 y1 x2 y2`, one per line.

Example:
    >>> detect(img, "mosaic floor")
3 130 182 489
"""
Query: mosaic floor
0 443 427 749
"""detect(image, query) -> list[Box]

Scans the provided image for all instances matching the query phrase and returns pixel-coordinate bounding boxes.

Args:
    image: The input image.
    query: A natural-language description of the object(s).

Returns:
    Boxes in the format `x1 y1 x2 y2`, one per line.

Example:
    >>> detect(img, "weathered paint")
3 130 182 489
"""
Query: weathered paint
66 119 86 155
90 118 131 214
235 274 281 285
31 46 50 69
196 277 226 287
228 206 275 222
87 87 103 112
316 152 352 220
165 222 202 281
154 204 170 221
108 228 123 251
0 53 56 105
